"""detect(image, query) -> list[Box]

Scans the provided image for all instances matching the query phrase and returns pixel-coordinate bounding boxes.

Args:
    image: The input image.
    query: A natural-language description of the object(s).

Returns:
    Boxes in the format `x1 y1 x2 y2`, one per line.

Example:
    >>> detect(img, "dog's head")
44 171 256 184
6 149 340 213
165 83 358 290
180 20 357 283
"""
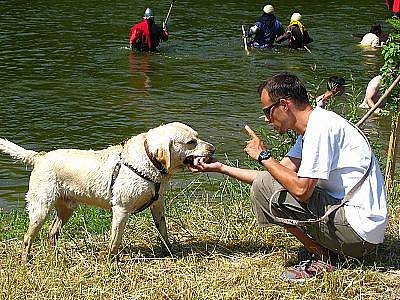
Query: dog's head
146 122 215 173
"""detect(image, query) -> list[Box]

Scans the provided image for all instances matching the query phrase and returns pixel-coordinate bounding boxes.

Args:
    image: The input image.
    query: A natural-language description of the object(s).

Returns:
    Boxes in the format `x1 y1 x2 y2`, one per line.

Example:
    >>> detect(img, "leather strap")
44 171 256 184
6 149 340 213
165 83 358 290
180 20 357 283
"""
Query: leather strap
109 140 166 212
144 139 168 175
268 121 373 227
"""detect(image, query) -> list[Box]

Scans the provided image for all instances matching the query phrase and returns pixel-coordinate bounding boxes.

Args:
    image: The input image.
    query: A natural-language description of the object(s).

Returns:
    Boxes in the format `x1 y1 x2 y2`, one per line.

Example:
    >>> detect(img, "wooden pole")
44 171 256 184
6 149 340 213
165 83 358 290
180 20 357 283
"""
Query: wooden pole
242 25 249 55
163 0 175 26
385 106 400 201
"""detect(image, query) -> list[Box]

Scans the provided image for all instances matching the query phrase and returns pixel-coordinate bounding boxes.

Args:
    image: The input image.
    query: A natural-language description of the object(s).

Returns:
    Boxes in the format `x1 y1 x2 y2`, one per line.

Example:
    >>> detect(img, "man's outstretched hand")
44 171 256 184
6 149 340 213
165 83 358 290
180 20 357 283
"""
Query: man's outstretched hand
188 157 223 173
243 125 266 161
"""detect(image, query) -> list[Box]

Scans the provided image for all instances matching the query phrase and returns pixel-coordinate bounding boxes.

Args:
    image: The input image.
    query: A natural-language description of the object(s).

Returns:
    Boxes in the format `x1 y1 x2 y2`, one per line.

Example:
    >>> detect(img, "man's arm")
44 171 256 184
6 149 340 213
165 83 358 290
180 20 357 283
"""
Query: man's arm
189 159 260 185
161 22 169 41
280 156 301 172
261 158 318 202
364 76 381 108
248 22 261 38
275 30 289 43
244 125 318 202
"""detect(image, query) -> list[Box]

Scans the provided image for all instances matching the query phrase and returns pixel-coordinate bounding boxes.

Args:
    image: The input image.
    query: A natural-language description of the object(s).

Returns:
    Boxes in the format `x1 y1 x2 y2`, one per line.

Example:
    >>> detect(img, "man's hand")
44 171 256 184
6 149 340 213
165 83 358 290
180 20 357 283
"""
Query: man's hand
188 157 223 173
162 22 168 31
243 125 267 161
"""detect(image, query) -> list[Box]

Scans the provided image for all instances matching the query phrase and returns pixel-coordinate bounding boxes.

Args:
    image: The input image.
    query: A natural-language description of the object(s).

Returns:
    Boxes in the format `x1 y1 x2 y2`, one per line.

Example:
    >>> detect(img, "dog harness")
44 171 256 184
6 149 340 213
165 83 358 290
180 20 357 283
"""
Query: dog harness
109 139 168 213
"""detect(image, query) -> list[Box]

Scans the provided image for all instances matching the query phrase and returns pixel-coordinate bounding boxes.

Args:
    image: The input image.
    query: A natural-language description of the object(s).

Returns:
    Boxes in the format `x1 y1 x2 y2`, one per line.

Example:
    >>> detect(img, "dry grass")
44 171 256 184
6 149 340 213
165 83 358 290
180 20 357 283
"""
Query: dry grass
1 175 400 299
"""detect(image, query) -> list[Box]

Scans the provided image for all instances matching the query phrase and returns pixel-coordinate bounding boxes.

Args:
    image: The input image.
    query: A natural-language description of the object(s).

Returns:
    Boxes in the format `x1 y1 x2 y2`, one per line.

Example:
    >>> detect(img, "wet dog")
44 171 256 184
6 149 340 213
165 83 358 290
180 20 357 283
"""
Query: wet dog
0 122 215 261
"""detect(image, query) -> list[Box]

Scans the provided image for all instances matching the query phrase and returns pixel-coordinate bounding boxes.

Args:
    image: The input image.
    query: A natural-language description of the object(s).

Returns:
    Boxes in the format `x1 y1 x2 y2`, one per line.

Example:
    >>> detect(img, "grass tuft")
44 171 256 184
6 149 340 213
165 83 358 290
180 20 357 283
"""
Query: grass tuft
1 175 400 299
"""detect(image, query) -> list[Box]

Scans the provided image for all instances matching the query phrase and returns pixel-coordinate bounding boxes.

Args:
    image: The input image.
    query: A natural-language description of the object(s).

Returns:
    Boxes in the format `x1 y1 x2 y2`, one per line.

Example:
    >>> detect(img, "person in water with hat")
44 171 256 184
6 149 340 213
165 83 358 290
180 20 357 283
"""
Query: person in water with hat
247 4 285 49
129 8 168 52
276 12 313 49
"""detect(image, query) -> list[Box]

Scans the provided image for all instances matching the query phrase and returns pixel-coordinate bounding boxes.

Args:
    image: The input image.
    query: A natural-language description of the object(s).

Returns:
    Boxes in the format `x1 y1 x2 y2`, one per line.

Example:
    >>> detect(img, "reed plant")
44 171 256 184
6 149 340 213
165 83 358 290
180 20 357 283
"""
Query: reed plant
1 80 399 299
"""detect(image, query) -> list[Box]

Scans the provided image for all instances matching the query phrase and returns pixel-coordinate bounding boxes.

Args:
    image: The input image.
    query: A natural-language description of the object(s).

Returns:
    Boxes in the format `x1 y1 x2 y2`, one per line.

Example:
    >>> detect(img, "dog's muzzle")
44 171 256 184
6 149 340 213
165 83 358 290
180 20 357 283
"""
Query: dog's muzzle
183 155 213 166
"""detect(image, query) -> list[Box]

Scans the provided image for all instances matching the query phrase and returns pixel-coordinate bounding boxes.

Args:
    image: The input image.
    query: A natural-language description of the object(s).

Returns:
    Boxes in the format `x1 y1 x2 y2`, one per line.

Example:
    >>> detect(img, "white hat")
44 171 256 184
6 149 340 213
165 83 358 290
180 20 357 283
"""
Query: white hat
263 4 274 14
291 12 302 22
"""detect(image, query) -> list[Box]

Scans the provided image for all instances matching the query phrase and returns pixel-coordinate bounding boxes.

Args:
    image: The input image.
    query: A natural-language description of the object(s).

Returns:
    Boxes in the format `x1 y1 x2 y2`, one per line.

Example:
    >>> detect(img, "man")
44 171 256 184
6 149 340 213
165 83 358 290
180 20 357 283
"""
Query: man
276 13 313 49
360 66 398 112
359 74 383 113
190 72 388 282
130 8 168 52
247 4 285 49
315 76 346 108
360 23 383 48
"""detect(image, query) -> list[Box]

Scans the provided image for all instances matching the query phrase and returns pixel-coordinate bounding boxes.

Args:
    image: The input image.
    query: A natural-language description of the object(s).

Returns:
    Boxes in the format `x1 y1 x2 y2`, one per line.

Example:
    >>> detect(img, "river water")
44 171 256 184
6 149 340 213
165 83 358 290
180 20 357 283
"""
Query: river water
0 0 396 209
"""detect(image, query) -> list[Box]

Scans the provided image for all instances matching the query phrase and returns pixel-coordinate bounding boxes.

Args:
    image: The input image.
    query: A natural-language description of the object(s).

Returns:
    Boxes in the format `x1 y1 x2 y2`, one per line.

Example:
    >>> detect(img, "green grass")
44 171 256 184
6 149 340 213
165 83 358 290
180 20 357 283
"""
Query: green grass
1 175 399 299
1 79 399 299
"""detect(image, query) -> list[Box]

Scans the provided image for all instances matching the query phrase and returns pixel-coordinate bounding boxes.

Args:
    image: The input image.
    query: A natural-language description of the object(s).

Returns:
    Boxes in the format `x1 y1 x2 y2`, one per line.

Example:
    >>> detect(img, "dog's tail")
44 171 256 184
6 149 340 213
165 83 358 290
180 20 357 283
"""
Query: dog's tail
0 138 45 166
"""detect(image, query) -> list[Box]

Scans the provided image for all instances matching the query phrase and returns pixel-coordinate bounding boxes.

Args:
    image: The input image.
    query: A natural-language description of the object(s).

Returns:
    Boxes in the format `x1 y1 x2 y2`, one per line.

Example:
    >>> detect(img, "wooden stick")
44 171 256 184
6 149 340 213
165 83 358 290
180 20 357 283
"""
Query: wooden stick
241 25 249 55
356 74 400 127
163 0 175 26
303 45 312 53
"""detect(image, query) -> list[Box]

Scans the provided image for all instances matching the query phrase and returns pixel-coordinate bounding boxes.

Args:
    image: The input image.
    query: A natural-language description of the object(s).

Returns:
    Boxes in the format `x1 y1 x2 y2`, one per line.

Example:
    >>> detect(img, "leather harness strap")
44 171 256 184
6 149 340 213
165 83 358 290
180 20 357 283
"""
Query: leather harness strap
144 139 168 175
109 139 167 213
267 121 374 227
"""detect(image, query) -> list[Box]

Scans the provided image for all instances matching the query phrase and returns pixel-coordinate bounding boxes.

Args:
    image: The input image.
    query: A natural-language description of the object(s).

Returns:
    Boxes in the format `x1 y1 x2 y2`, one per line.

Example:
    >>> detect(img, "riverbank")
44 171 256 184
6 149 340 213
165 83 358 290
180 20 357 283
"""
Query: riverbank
1 176 399 299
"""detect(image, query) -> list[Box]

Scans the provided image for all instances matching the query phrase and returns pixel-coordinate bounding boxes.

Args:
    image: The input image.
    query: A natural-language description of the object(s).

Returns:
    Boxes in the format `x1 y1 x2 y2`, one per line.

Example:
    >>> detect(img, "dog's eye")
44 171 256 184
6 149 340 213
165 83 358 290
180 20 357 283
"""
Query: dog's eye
186 139 197 145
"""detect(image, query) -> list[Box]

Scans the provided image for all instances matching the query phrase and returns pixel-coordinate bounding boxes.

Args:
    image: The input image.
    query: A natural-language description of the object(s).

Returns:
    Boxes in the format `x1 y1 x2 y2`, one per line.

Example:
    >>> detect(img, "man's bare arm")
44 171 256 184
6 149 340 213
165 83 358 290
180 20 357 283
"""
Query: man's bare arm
280 156 301 172
244 125 318 202
188 159 260 185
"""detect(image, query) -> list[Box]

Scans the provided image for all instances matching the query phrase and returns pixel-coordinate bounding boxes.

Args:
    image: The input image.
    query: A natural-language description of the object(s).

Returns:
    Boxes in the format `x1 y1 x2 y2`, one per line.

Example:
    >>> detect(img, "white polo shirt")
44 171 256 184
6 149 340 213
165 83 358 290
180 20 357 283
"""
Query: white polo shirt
287 107 388 244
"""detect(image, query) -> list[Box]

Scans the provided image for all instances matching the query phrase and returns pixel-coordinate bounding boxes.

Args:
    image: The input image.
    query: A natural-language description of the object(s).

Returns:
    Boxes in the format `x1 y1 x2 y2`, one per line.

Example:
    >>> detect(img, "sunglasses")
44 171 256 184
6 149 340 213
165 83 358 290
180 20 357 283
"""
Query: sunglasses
262 101 281 120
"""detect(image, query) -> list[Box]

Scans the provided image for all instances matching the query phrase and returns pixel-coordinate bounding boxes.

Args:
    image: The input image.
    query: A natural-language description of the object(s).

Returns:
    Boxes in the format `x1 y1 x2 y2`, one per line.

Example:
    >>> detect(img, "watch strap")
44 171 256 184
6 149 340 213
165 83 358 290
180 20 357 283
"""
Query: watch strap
257 150 271 164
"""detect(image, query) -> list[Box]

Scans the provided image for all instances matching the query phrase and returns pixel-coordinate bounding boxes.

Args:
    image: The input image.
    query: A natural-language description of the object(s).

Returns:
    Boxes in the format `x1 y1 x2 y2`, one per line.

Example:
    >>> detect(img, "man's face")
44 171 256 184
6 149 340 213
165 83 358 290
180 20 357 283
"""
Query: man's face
260 89 289 134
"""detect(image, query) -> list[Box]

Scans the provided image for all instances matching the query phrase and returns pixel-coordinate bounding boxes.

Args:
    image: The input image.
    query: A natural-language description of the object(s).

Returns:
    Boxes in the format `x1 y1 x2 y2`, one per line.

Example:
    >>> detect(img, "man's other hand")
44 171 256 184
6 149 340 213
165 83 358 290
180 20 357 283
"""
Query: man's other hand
244 125 267 161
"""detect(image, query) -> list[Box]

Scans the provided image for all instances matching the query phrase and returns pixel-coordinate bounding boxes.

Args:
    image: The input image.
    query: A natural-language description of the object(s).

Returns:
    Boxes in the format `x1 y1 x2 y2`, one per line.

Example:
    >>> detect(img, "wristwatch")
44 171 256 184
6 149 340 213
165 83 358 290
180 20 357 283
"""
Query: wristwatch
257 150 271 165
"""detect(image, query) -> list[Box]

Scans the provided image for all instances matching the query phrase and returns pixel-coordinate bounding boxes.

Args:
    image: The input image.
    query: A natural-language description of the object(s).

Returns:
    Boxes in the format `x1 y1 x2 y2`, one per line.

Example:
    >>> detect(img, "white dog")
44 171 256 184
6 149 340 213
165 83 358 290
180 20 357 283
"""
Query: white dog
0 122 215 261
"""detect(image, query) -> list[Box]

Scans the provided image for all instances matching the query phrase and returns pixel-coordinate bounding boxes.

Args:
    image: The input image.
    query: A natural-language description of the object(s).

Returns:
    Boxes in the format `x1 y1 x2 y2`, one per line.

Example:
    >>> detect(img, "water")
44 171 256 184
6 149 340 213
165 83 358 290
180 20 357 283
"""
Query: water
0 0 397 209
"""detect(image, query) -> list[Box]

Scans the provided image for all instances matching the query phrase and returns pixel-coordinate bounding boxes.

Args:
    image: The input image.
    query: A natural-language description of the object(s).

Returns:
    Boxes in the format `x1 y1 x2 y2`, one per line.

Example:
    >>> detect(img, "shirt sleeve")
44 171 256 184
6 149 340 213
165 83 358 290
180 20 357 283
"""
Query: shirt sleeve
286 135 303 159
297 124 336 180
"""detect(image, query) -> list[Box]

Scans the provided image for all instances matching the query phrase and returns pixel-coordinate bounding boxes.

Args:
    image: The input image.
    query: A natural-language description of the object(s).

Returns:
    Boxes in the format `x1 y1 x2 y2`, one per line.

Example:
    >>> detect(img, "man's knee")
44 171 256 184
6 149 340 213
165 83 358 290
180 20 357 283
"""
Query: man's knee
250 172 275 204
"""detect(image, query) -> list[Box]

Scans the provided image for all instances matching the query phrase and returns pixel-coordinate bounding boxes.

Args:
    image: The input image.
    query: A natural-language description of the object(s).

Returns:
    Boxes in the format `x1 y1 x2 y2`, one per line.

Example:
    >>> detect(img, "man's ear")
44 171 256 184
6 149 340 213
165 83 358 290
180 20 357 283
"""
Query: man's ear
281 98 290 110
156 140 172 171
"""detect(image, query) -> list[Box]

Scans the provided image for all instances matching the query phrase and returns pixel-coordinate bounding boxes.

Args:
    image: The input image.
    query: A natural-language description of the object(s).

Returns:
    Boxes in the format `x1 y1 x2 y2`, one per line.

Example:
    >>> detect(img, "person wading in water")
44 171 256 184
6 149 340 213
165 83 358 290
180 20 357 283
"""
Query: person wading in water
247 4 285 49
276 12 313 50
130 8 168 52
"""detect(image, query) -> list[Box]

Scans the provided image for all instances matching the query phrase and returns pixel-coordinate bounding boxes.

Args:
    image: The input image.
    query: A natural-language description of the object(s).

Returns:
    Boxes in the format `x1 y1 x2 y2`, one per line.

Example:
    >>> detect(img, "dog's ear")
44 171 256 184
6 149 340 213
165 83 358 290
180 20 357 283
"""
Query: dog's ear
156 140 171 171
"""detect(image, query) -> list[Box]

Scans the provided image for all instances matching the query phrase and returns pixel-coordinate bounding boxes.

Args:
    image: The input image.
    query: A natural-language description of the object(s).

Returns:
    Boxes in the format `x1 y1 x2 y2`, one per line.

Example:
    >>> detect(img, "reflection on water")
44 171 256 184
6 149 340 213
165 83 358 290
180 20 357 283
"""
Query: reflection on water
0 0 398 209
128 52 152 95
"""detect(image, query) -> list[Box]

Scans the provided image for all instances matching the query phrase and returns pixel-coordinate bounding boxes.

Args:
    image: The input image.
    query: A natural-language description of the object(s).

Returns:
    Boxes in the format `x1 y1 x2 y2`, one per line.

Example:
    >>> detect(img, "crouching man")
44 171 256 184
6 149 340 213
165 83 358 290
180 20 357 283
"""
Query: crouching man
189 72 388 282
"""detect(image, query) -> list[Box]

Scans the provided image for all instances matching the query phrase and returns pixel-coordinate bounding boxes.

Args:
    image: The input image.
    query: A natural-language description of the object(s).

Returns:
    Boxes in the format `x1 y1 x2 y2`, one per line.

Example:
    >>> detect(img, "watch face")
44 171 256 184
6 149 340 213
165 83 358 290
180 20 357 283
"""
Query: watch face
258 151 271 163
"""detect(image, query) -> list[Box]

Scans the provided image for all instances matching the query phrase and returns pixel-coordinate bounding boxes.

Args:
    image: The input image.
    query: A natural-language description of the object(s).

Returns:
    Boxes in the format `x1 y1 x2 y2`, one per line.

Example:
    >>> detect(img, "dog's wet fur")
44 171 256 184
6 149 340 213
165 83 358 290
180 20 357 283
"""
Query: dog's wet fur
0 122 215 261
